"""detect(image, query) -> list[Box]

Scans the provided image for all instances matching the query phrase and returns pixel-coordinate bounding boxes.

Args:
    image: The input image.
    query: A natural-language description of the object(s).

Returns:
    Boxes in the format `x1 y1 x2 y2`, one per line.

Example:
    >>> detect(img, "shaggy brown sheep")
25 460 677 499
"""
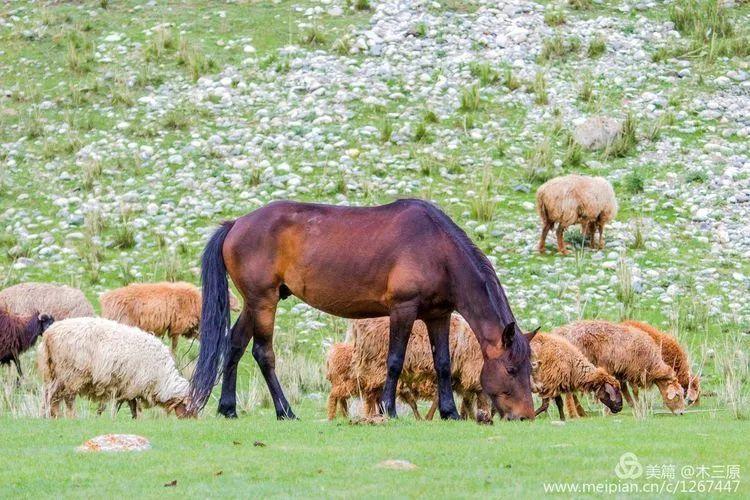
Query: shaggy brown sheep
0 282 94 319
621 320 701 405
0 308 54 379
554 320 685 415
349 314 488 421
530 332 622 420
99 282 240 352
536 174 617 255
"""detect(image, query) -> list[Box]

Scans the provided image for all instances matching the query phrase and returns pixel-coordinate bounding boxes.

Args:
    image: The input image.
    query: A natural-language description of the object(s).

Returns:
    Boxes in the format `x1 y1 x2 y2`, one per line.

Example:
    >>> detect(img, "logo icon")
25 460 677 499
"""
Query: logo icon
615 452 643 479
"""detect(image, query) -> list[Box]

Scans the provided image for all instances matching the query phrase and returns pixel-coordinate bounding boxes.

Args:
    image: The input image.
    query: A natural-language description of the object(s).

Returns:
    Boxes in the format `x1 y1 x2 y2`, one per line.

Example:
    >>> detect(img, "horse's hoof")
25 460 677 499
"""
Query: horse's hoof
218 405 238 419
441 411 461 420
277 410 298 420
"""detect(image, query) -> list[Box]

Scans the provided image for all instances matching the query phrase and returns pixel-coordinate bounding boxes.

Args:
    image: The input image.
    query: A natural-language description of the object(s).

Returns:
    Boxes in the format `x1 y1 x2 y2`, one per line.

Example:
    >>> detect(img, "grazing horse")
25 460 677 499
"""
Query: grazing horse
190 199 537 421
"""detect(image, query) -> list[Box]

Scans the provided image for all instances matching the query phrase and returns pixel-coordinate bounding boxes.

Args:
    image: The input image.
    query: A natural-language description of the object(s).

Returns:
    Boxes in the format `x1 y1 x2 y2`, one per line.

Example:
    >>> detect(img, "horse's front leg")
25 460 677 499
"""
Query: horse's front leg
425 315 460 420
251 301 296 420
380 305 417 418
218 310 252 418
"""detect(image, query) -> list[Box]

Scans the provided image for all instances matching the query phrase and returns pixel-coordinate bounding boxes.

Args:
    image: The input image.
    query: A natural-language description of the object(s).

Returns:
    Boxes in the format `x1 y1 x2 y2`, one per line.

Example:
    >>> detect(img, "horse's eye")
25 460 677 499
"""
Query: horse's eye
507 367 517 376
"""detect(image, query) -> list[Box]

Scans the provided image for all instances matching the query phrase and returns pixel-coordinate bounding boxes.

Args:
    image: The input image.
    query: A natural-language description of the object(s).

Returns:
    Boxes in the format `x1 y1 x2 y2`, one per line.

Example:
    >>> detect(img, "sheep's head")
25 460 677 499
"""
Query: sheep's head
166 396 193 419
685 373 701 406
480 323 538 421
655 376 686 415
590 369 622 413
38 314 54 333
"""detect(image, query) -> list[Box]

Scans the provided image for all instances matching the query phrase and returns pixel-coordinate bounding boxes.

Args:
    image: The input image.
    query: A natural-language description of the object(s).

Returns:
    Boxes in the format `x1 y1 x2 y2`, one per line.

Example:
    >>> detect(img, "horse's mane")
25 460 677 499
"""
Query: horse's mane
405 199 529 360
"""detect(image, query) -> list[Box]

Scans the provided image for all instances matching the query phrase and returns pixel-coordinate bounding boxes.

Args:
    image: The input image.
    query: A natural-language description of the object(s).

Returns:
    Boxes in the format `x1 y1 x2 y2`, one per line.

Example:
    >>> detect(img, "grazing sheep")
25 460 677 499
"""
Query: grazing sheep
0 308 54 379
99 282 240 353
37 317 190 418
554 320 685 415
530 332 622 420
536 174 618 255
0 282 94 320
349 314 488 421
326 343 356 420
621 320 701 405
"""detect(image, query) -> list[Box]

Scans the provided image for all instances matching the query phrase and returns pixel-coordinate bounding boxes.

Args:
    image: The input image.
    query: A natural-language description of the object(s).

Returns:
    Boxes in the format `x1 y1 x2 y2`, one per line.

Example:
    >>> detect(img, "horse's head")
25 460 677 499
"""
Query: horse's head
480 323 538 421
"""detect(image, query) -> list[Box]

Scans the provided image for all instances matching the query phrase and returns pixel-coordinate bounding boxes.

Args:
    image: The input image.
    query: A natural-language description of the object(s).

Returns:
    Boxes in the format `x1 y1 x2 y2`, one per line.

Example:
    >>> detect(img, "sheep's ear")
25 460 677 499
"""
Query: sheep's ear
605 383 619 400
525 327 540 343
667 385 678 400
501 322 516 348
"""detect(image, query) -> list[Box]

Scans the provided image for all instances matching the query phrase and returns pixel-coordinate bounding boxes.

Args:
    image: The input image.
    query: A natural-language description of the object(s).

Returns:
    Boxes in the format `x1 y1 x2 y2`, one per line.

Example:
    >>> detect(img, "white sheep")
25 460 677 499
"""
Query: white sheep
37 317 190 418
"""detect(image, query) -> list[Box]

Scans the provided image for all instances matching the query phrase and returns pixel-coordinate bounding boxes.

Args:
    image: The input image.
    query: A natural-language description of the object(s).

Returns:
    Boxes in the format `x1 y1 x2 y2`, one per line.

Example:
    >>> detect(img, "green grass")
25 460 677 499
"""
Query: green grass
2 404 749 497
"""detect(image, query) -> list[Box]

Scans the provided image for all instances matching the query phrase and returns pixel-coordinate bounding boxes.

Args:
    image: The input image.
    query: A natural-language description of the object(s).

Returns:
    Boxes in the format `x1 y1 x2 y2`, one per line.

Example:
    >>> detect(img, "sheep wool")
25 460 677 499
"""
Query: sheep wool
0 282 95 320
37 317 189 418
553 320 685 414
536 174 617 254
621 320 701 404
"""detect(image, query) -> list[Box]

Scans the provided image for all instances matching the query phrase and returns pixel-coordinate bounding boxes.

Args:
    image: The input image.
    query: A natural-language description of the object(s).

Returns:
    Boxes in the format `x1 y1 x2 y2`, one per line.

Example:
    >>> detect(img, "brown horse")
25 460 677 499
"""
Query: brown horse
190 199 537 420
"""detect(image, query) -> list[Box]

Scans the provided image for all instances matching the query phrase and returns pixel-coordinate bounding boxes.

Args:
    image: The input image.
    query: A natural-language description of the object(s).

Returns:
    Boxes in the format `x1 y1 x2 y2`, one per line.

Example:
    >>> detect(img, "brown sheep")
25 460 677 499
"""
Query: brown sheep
536 174 618 255
349 314 489 421
530 332 622 420
324 341 429 420
99 282 240 353
326 343 356 420
553 321 685 415
0 282 95 320
621 320 701 405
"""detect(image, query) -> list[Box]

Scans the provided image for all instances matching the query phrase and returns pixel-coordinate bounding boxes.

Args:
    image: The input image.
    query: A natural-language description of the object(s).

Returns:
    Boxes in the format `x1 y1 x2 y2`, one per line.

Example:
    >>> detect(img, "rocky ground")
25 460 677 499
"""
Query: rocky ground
1 0 749 357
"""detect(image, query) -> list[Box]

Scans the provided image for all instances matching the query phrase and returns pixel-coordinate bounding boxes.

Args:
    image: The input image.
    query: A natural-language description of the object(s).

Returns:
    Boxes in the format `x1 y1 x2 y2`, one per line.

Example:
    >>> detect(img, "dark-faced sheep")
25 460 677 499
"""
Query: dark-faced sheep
37 317 190 418
0 308 54 379
553 320 685 415
530 332 622 420
621 320 701 405
0 282 94 320
536 174 618 255
99 281 240 353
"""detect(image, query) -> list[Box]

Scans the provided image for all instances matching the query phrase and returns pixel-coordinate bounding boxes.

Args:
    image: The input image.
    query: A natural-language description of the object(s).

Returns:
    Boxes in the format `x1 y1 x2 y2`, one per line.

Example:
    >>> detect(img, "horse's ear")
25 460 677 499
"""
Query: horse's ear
525 327 540 343
501 322 516 348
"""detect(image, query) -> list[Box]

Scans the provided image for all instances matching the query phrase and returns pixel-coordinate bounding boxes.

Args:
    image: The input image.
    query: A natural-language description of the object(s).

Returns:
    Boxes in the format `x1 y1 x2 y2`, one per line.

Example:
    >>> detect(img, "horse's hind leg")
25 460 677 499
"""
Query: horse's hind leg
218 310 252 418
425 315 459 420
380 305 418 418
250 301 296 420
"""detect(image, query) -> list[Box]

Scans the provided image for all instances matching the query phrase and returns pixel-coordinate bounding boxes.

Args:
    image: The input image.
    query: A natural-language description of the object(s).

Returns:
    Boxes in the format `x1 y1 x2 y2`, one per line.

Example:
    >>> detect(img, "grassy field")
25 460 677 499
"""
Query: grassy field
3 404 749 498
1 0 749 496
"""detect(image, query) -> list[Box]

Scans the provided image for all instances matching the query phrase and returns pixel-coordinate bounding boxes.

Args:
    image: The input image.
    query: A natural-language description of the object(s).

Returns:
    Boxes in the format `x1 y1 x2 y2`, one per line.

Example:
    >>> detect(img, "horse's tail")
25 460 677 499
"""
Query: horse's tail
189 220 235 413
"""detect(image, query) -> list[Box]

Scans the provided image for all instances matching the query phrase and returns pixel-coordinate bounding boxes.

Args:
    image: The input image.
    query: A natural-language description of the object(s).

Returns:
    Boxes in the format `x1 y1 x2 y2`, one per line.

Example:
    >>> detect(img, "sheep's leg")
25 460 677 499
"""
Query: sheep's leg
554 395 566 421
597 221 605 249
620 379 636 408
326 393 338 420
535 398 549 416
538 222 553 254
379 304 418 419
96 403 106 416
586 221 598 248
250 301 296 420
424 314 460 420
363 392 379 417
402 391 422 420
218 310 252 419
461 394 477 421
573 394 586 416
425 398 438 421
556 225 569 255
128 399 139 419
12 355 23 382
170 334 179 355
64 395 76 418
